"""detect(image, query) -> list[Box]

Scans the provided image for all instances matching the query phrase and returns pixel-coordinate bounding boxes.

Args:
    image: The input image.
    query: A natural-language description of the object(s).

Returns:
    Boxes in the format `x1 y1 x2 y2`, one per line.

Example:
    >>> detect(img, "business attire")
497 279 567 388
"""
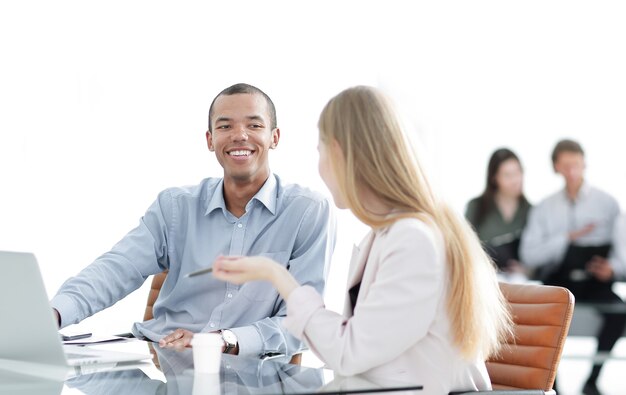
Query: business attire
520 182 618 279
465 197 531 270
51 174 335 357
283 218 491 394
520 182 625 387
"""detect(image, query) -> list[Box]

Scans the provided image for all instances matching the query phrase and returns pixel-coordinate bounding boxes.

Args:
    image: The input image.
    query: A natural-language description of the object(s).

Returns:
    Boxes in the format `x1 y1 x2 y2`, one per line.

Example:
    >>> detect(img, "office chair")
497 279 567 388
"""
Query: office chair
144 272 303 365
452 282 574 395
144 271 168 322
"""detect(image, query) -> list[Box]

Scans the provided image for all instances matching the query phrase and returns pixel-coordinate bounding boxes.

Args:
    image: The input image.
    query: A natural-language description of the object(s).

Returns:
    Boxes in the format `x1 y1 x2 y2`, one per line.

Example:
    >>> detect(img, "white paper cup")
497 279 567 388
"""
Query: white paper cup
191 333 223 374
192 371 221 395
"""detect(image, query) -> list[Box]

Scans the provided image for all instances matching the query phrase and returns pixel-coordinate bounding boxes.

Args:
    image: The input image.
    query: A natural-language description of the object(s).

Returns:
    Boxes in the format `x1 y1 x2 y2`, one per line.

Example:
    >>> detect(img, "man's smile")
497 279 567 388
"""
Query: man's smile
227 149 253 157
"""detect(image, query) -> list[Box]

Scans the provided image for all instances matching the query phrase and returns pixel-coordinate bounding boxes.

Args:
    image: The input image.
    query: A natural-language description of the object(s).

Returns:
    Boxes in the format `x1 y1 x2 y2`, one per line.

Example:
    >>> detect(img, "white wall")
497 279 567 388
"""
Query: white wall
1 0 626 334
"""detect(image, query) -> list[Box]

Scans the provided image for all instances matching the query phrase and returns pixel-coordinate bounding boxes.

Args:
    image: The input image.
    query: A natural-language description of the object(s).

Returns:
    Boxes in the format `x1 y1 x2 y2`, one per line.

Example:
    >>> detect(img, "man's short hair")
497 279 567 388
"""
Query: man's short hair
551 139 585 165
207 83 277 132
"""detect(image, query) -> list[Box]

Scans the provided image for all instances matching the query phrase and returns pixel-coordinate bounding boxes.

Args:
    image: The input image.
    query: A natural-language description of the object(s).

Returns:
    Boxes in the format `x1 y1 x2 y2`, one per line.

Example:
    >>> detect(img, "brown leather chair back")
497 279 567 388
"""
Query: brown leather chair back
143 271 303 365
144 271 168 321
486 282 574 392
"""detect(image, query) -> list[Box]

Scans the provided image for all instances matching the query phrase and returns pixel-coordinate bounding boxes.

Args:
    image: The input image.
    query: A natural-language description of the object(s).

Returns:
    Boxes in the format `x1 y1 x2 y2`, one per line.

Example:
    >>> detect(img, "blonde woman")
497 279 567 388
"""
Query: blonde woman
213 86 512 393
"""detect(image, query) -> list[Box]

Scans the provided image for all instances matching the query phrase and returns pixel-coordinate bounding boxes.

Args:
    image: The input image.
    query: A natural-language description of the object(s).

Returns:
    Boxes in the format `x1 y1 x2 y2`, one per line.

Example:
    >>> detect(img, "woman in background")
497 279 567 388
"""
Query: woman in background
465 148 531 275
213 86 512 393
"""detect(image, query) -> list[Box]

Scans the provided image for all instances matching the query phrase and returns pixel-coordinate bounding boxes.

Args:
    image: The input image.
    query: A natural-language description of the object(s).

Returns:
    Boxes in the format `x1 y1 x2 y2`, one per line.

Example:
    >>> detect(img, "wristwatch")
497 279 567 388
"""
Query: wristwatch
220 329 238 354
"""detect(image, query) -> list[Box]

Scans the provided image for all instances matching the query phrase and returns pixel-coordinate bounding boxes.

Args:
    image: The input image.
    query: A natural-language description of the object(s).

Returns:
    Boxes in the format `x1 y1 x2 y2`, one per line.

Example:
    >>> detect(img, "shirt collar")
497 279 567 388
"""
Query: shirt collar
251 173 277 215
562 180 591 202
206 179 228 216
578 181 591 199
204 174 278 216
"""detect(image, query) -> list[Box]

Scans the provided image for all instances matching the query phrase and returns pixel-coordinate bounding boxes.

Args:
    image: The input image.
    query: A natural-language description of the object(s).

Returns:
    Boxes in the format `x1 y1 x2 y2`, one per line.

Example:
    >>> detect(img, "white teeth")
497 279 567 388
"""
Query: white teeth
229 150 252 157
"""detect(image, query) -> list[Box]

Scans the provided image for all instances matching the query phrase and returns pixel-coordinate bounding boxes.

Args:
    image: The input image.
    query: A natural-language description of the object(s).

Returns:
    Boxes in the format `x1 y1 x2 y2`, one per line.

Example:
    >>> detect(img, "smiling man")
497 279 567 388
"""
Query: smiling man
51 83 335 359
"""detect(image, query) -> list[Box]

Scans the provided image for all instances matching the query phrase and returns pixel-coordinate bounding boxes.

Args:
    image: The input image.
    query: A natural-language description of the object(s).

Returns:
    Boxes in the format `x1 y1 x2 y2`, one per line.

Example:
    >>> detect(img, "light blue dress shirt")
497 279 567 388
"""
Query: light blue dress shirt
51 174 335 357
520 182 619 276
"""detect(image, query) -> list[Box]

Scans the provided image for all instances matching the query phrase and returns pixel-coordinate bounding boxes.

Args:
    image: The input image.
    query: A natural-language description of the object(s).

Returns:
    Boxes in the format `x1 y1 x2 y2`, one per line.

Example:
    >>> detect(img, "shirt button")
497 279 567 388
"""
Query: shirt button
227 293 233 298
209 323 216 328
237 223 243 228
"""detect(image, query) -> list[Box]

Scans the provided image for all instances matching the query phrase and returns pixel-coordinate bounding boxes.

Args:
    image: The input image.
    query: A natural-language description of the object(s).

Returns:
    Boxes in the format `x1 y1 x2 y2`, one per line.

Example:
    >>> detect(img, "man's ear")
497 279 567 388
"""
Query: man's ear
270 128 280 149
206 130 214 151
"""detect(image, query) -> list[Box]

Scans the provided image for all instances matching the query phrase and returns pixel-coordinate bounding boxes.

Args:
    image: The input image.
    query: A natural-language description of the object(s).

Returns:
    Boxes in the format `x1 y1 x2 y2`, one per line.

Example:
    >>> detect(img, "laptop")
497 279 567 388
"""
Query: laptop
0 251 151 378
0 368 63 395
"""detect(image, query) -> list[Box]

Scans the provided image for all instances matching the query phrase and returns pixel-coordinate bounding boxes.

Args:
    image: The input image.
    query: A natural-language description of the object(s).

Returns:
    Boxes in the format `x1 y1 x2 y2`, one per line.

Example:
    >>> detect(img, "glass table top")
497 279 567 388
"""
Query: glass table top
0 342 423 395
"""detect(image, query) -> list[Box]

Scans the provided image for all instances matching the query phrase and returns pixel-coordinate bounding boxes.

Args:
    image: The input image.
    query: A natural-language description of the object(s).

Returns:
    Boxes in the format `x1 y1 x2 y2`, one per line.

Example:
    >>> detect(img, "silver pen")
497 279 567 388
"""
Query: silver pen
186 267 213 278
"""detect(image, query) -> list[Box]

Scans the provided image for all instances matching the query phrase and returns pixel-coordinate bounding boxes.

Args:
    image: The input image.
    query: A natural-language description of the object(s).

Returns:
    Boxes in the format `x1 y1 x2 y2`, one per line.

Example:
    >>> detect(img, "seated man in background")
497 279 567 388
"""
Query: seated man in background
520 139 625 395
51 83 335 358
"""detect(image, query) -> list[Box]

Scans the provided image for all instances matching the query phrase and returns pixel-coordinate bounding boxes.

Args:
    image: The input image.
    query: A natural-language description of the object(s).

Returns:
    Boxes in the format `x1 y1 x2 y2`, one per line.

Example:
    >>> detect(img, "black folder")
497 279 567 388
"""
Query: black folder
561 244 611 270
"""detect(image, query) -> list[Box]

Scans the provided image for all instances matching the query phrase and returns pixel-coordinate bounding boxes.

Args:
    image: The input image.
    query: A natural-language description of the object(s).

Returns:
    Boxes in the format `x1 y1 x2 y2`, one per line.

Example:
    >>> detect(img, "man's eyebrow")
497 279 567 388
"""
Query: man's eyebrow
214 115 265 123
246 115 265 122
214 116 232 123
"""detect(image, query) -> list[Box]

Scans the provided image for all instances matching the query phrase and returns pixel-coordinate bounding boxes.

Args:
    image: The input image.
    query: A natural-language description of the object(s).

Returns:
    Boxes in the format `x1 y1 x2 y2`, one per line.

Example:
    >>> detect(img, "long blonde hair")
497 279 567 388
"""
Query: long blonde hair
318 86 512 359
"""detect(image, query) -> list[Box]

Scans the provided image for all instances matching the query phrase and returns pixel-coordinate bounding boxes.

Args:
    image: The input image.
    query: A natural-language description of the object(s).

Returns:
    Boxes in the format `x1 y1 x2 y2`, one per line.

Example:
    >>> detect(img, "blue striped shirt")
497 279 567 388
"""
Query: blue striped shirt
51 174 335 357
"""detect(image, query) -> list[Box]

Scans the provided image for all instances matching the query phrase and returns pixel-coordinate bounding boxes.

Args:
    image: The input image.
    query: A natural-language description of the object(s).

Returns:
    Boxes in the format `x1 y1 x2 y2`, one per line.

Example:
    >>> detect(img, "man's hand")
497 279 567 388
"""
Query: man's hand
587 256 614 282
569 223 596 241
159 329 194 350
159 329 239 354
53 308 61 328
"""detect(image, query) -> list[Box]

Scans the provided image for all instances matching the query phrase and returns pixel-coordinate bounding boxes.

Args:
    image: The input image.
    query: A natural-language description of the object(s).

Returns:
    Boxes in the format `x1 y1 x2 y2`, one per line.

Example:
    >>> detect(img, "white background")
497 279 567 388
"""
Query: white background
2 1 626 341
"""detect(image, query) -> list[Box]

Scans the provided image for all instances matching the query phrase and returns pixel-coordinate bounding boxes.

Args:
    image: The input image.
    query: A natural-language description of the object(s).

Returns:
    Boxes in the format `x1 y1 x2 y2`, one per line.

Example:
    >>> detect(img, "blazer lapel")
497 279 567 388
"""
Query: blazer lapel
343 231 376 316
347 231 375 288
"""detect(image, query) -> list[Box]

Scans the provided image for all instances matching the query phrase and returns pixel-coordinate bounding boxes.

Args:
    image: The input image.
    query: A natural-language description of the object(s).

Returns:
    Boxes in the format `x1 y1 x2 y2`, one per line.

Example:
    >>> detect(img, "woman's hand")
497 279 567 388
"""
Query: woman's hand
213 255 301 300
212 255 277 284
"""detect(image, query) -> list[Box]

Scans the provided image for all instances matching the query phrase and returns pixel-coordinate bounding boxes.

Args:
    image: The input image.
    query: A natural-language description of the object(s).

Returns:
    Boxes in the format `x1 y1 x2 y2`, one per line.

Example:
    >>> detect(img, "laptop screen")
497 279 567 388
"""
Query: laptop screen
0 251 68 367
